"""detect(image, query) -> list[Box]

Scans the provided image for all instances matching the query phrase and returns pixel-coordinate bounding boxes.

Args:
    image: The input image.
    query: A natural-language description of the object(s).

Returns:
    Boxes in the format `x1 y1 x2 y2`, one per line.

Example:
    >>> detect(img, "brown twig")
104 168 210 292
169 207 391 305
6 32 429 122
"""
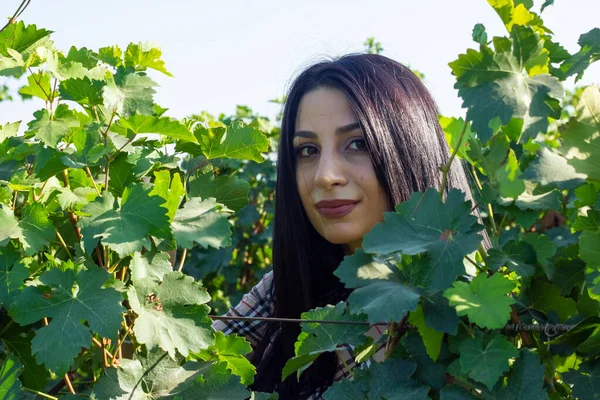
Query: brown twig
110 324 133 366
0 0 32 35
91 337 119 367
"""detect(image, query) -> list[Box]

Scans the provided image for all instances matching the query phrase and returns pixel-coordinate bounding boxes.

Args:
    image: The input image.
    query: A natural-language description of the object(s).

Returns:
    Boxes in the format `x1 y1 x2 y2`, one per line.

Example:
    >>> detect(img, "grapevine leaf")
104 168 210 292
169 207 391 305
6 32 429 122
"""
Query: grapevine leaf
444 273 516 329
563 360 600 400
172 197 232 250
458 334 518 391
102 68 156 118
496 150 525 198
59 77 106 107
91 349 201 400
0 121 20 142
108 153 136 197
129 250 173 282
440 116 475 163
402 332 447 390
559 85 600 180
509 189 562 211
65 46 98 69
149 170 185 222
540 0 554 13
282 302 368 379
9 266 125 374
0 244 28 307
521 147 586 190
98 45 123 68
194 331 255 385
0 355 23 400
573 210 600 232
559 28 600 82
188 173 250 212
323 359 429 400
472 24 488 46
124 42 173 76
421 293 460 335
487 0 540 33
19 72 52 101
440 385 479 400
362 188 482 292
449 25 563 143
198 120 269 163
491 350 547 399
523 232 557 279
17 203 55 256
0 207 21 247
173 361 249 399
408 304 443 362
0 21 52 58
26 106 79 148
3 330 50 390
529 279 577 321
336 250 421 324
128 271 213 357
486 240 536 277
78 185 171 258
112 114 197 143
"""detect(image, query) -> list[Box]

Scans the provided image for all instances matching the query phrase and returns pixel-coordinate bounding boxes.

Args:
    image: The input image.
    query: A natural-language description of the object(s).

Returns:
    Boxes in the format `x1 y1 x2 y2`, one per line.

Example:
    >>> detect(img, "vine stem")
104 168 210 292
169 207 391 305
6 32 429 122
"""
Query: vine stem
91 337 119 367
471 164 498 238
209 315 386 326
177 248 187 272
85 166 102 196
26 68 51 102
22 388 58 400
110 323 133 366
439 118 469 198
0 0 31 34
56 231 72 259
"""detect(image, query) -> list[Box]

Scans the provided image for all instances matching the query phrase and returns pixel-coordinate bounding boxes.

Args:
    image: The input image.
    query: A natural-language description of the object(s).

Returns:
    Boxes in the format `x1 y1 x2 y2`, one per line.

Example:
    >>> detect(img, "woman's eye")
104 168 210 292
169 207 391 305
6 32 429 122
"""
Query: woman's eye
296 145 318 157
348 139 367 151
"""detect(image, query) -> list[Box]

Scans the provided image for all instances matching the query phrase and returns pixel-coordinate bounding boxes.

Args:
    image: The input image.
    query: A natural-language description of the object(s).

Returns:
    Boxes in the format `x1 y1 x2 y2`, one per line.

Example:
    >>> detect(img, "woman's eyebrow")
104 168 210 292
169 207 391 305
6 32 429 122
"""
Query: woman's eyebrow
293 122 361 139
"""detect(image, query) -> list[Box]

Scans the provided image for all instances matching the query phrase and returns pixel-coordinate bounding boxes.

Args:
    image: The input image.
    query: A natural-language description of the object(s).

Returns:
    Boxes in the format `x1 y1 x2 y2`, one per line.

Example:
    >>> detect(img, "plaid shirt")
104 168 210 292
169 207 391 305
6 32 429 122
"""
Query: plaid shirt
212 271 387 399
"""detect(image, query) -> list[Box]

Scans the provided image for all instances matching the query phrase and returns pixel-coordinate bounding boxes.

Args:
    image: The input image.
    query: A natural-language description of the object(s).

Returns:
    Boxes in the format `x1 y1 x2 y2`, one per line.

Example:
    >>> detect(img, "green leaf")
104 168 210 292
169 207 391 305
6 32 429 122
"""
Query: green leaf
472 23 488 46
194 331 255 385
149 170 185 222
362 188 482 292
408 304 443 362
0 21 52 58
528 279 577 321
563 360 600 400
98 45 123 68
173 361 249 400
102 69 156 118
581 230 600 268
0 243 28 308
440 116 475 163
172 197 232 250
78 185 171 258
559 28 600 82
335 250 421 324
573 210 600 232
449 25 563 143
522 147 586 190
26 105 80 148
323 359 429 400
458 333 518 391
2 329 50 390
282 302 368 379
128 271 213 357
440 385 479 400
112 114 197 143
487 0 543 33
124 42 172 76
421 293 460 335
19 72 52 101
108 153 136 197
59 77 106 107
523 232 557 279
16 203 55 256
486 240 536 277
129 250 173 282
444 273 516 329
491 350 547 399
559 85 600 180
0 355 23 400
540 0 554 12
188 173 250 213
0 121 20 143
402 331 447 390
9 266 125 374
496 149 525 198
91 349 202 400
199 120 269 163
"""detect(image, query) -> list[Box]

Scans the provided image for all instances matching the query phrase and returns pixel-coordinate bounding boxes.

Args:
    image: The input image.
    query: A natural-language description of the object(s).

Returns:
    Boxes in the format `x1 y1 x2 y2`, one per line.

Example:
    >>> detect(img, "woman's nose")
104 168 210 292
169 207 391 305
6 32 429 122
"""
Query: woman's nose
313 151 347 189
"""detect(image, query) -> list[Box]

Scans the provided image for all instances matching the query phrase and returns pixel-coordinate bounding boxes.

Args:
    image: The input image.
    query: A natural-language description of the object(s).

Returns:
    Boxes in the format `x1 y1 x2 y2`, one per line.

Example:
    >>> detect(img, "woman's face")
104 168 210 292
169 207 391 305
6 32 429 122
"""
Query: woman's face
293 87 391 253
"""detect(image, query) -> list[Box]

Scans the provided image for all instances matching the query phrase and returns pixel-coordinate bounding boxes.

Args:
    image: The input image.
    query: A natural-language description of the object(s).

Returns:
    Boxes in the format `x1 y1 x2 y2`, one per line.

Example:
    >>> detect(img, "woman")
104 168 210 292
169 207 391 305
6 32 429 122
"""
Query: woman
213 53 479 399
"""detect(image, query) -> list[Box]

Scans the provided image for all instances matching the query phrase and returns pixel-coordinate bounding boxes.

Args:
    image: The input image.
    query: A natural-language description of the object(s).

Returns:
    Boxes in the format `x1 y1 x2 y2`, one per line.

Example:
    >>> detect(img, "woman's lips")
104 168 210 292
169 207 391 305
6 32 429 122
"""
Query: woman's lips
316 201 359 218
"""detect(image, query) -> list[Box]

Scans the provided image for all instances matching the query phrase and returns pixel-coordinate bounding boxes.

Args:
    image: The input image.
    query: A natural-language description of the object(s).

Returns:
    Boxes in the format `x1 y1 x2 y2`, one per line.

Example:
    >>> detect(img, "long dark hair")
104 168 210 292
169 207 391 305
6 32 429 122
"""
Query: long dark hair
249 53 483 398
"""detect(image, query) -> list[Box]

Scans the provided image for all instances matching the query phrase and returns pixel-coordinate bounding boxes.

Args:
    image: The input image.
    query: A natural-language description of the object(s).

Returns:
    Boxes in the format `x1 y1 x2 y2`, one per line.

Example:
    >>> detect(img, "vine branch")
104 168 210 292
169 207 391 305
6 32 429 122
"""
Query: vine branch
0 0 31 34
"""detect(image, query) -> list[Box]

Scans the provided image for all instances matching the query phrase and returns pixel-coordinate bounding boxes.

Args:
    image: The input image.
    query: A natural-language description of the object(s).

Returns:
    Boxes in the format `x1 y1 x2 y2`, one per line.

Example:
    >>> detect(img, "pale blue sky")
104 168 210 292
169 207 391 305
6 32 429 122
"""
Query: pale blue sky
1 0 599 126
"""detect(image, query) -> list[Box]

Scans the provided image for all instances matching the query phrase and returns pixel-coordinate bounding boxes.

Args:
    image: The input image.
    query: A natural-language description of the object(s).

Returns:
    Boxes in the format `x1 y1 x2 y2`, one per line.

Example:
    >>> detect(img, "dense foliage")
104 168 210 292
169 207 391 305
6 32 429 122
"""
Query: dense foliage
1 0 600 398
